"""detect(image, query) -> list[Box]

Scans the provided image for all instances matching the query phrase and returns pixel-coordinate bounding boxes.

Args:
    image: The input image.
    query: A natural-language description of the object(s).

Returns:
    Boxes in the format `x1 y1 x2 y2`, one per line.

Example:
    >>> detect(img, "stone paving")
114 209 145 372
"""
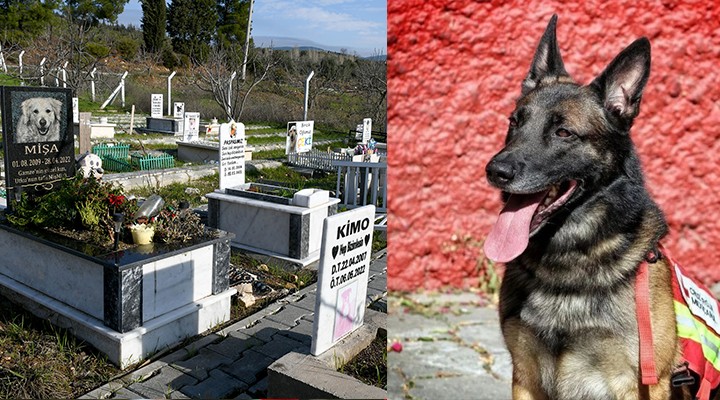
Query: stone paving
387 291 512 400
80 250 387 399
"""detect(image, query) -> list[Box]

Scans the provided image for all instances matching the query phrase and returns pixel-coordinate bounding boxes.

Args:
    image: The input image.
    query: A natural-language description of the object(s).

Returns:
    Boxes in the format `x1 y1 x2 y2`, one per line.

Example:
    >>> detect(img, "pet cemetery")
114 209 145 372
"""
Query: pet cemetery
0 78 387 397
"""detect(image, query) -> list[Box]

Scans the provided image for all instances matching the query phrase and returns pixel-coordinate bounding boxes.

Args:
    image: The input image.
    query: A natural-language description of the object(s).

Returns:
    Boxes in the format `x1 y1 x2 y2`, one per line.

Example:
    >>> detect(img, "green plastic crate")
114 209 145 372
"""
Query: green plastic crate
92 144 130 159
100 155 133 172
130 152 175 170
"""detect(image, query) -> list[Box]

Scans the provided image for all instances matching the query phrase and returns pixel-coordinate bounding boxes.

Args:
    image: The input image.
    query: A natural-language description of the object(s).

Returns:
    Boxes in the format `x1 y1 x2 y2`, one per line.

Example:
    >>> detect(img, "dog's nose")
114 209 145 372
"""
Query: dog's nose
39 119 46 126
486 159 516 186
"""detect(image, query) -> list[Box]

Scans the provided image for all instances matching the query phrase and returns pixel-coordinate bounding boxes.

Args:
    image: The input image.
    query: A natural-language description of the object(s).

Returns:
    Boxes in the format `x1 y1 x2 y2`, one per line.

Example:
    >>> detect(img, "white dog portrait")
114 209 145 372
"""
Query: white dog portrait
15 97 63 143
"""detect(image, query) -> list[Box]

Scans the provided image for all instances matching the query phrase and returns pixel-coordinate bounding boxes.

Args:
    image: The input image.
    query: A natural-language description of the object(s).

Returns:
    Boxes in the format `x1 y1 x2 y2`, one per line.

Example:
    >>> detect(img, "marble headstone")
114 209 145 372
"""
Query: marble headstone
1 86 76 196
173 102 185 119
151 94 163 118
311 205 375 356
219 121 246 190
183 112 200 142
362 118 372 144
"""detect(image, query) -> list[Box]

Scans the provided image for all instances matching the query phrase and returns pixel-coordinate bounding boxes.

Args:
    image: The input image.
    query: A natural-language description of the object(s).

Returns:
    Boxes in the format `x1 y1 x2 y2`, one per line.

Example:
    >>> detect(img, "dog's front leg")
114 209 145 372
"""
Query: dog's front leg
503 318 550 400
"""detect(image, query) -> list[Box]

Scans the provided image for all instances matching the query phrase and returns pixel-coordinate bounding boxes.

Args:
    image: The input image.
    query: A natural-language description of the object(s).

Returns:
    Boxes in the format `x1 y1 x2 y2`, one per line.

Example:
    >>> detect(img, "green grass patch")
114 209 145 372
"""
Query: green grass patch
77 97 124 114
246 165 337 192
127 173 219 207
0 74 21 86
252 148 288 160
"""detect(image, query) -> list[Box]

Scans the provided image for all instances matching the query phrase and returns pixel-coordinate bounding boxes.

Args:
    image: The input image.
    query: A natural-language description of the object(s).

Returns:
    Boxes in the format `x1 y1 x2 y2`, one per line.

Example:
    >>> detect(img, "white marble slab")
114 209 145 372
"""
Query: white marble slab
142 245 214 321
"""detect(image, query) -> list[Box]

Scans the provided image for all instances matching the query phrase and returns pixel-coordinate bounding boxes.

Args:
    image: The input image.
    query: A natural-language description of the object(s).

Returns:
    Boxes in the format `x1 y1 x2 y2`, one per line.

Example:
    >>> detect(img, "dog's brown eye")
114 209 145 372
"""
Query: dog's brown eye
555 129 573 138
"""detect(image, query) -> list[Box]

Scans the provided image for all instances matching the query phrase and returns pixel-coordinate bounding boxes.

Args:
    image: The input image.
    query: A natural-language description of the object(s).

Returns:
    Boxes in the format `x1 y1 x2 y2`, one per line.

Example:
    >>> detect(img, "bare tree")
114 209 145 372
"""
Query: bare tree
355 50 387 130
15 19 107 95
192 46 278 121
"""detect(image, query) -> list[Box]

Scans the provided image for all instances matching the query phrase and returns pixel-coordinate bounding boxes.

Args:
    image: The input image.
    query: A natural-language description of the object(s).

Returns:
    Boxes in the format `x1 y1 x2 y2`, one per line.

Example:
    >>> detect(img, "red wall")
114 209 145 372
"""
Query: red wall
387 0 720 291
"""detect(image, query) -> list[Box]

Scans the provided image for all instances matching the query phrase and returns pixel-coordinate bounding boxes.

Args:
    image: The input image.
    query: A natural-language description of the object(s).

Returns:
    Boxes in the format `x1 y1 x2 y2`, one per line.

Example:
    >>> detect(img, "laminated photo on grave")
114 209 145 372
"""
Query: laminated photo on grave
1 86 75 194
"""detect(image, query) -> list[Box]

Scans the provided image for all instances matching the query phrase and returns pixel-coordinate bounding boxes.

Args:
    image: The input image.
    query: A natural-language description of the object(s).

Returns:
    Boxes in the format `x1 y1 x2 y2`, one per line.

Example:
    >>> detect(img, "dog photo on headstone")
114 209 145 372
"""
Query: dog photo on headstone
1 86 75 195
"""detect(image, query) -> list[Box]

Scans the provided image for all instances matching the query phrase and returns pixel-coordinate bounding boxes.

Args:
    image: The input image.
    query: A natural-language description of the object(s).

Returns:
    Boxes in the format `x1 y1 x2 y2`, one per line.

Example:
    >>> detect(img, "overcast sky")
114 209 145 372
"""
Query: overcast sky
117 0 387 58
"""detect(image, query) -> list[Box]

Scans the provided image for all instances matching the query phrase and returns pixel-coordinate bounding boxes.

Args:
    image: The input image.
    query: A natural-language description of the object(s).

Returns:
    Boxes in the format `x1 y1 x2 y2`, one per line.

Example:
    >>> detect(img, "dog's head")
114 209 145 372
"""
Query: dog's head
21 97 62 136
484 15 651 262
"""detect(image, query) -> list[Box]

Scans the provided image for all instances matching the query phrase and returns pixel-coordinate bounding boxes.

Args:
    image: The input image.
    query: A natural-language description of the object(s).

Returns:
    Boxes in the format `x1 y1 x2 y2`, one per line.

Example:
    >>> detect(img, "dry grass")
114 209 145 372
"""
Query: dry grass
0 296 118 399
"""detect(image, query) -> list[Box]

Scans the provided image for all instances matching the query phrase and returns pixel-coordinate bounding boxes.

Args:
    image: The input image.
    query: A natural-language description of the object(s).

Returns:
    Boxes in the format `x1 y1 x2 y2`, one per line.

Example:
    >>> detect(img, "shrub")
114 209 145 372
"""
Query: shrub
86 42 111 59
116 37 140 61
161 46 180 69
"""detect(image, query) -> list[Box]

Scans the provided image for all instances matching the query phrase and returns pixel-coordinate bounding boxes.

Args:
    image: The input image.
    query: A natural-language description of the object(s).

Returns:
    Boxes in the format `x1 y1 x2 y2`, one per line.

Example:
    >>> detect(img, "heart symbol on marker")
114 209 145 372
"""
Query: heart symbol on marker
365 234 370 246
332 245 339 259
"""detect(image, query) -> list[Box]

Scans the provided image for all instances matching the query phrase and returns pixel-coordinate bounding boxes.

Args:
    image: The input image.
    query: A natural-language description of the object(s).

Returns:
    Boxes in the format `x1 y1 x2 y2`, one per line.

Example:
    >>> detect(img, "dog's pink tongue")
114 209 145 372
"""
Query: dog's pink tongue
484 192 545 263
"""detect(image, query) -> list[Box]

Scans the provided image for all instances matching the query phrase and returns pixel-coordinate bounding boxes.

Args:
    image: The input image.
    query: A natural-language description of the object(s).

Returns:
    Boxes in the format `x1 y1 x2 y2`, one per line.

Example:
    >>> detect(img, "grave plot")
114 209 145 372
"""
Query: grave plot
268 205 385 398
0 87 236 368
206 121 340 266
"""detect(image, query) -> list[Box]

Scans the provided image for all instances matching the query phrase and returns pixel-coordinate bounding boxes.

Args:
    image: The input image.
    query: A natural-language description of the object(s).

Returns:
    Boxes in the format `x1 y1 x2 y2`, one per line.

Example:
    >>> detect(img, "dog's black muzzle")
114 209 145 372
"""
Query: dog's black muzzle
486 155 517 188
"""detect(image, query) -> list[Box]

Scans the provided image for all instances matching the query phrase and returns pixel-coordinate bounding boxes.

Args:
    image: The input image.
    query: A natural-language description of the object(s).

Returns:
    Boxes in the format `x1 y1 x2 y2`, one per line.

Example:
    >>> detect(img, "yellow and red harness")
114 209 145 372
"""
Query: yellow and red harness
636 246 720 400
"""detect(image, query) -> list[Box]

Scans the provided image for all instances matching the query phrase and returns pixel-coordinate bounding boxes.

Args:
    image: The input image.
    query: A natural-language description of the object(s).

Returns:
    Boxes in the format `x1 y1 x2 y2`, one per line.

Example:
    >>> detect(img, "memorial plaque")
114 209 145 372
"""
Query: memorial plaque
362 118 372 144
296 120 314 153
311 205 375 356
183 112 200 142
1 86 75 195
151 94 163 118
219 121 246 190
285 120 314 154
173 102 185 119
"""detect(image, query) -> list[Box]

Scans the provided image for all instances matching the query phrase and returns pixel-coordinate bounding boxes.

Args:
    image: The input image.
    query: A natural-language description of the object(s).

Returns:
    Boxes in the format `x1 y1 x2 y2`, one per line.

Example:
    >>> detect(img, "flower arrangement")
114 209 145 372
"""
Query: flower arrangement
7 174 138 246
5 174 214 249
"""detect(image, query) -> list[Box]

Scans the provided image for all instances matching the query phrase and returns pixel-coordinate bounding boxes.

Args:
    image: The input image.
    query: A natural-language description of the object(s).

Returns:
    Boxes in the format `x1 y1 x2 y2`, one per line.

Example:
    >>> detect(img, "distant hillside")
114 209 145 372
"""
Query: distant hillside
273 46 386 62
365 55 387 62
253 35 385 59
274 46 328 53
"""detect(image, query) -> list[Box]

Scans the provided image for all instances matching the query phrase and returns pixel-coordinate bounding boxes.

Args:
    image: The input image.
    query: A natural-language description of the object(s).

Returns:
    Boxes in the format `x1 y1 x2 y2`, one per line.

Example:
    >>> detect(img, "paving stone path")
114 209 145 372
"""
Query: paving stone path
387 292 512 400
81 250 387 399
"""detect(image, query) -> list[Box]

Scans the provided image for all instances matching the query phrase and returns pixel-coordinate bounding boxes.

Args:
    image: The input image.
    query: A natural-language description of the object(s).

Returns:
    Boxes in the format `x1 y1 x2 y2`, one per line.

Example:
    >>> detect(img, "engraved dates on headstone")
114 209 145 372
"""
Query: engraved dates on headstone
311 205 375 356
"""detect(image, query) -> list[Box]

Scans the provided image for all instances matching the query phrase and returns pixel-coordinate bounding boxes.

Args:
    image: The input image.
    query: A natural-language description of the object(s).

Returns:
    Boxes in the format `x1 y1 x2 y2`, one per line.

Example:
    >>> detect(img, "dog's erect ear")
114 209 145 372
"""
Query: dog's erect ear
590 38 651 123
521 14 569 95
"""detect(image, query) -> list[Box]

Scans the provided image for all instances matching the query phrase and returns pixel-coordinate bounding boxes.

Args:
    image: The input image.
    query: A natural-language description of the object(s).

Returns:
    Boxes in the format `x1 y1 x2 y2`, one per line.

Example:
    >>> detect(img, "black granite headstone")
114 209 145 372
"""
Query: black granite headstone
1 86 75 195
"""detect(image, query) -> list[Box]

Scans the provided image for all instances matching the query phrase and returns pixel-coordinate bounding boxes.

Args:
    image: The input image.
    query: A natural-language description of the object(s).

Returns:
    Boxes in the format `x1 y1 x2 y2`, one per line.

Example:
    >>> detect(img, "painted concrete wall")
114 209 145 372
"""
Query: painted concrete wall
388 1 720 290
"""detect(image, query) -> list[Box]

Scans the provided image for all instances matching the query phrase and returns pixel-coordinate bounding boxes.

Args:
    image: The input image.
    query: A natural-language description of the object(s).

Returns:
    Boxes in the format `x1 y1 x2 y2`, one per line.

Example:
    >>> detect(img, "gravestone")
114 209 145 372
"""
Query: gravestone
285 120 314 154
173 102 185 119
1 86 75 196
151 94 163 118
219 121 246 190
183 112 200 142
311 205 375 356
296 120 314 153
362 118 372 144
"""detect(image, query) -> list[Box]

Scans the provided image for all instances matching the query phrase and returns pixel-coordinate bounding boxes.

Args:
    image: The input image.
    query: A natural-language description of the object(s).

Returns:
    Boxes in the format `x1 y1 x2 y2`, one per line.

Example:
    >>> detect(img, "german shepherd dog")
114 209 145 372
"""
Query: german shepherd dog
484 15 706 400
